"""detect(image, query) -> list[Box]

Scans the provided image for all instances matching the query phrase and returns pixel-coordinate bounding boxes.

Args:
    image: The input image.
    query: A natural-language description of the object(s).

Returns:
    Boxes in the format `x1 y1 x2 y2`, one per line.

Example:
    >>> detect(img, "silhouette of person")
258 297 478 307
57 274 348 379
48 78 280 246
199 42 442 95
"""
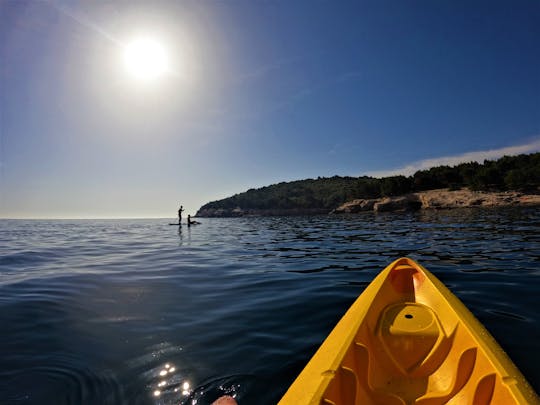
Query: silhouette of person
187 214 200 227
178 205 184 223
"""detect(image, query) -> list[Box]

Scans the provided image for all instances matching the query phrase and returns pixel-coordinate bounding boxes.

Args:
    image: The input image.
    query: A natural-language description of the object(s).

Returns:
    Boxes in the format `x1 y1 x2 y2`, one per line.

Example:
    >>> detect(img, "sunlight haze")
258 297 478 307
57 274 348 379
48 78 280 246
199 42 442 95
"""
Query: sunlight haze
1 0 539 218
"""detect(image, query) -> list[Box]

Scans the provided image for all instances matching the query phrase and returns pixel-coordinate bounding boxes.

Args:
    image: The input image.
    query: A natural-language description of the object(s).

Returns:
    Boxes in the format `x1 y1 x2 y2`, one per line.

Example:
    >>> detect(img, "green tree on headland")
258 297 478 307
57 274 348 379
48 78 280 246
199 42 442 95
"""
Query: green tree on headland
198 153 540 213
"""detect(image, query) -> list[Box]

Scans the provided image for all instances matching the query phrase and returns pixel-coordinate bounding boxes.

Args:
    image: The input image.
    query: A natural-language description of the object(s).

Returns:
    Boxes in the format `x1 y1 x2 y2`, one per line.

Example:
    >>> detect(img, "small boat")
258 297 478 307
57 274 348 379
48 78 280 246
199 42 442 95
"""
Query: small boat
279 258 539 405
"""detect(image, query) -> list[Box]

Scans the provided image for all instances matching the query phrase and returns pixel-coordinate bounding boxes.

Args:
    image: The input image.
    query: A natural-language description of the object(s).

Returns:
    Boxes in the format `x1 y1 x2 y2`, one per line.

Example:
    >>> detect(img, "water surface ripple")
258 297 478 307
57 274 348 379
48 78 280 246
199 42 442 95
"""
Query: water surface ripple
1 208 539 404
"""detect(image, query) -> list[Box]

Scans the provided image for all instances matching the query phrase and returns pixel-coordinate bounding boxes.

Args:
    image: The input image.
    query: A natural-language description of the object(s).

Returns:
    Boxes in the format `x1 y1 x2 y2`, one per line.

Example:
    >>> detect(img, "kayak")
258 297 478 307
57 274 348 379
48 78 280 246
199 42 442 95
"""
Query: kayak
279 258 539 405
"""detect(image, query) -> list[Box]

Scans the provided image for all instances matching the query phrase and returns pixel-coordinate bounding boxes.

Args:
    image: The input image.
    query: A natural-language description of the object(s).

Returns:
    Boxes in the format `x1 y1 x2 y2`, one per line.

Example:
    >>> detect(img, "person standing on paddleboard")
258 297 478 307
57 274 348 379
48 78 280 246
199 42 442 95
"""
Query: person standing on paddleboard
178 205 184 223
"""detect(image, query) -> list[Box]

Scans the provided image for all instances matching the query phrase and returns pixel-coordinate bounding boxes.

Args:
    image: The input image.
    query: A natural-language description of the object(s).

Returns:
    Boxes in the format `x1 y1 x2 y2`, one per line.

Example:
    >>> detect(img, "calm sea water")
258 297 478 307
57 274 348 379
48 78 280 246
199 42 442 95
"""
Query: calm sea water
1 208 539 404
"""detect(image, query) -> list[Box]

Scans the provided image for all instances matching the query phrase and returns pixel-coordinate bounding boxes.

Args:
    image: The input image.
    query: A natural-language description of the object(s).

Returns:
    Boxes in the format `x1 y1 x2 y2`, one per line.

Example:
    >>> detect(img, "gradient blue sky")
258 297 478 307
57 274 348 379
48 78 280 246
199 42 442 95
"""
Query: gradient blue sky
1 0 539 218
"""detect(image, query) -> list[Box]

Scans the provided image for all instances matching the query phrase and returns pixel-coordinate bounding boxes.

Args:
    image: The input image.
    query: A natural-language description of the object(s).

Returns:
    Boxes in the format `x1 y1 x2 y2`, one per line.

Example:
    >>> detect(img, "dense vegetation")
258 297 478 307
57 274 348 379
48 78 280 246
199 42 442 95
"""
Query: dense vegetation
199 153 540 211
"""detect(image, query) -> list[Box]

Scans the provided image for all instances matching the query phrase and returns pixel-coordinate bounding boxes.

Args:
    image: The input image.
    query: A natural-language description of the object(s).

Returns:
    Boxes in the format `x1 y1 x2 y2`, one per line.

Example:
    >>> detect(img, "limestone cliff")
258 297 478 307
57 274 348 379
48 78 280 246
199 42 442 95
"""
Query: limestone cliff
332 189 540 214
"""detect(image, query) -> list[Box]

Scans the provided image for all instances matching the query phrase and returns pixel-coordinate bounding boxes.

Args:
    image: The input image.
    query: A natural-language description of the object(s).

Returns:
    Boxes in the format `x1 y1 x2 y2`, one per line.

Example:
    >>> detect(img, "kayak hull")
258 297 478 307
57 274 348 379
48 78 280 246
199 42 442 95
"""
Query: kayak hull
279 258 539 405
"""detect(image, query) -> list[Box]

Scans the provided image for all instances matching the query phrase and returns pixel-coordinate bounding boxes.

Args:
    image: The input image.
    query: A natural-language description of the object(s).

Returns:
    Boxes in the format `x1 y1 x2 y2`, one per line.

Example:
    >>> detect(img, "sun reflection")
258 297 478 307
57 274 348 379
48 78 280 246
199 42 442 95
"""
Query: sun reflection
150 362 192 401
182 381 191 396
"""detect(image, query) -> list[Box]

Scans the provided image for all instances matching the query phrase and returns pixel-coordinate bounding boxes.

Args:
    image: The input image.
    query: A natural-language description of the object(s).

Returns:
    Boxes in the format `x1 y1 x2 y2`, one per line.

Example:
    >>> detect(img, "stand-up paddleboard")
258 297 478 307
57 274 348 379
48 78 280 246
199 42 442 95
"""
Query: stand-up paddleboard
169 223 182 226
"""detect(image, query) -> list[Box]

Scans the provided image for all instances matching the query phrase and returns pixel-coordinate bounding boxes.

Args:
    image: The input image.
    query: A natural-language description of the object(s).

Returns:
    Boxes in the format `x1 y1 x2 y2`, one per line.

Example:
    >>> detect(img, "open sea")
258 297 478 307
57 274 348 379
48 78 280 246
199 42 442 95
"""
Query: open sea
1 207 539 404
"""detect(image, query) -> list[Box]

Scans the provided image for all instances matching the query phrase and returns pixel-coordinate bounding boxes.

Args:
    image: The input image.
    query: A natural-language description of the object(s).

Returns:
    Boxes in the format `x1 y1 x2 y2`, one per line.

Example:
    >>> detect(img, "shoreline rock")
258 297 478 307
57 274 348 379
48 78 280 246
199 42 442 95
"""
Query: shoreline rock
332 189 540 214
374 195 423 212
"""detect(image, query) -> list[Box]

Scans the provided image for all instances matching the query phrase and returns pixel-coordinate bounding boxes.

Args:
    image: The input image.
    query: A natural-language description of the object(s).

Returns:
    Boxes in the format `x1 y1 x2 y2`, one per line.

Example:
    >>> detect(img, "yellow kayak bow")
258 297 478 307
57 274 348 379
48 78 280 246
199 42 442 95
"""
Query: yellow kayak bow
279 258 539 405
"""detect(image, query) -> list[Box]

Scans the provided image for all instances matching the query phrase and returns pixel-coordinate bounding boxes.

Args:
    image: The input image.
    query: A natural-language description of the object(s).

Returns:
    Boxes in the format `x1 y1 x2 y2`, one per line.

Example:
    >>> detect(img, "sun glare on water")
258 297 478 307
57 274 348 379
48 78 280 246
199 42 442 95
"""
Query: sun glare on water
123 38 169 80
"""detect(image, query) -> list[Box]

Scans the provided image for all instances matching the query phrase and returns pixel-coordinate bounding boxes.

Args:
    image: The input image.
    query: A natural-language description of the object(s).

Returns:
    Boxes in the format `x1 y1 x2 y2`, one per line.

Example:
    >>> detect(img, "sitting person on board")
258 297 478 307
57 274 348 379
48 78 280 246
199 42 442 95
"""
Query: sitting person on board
187 214 200 227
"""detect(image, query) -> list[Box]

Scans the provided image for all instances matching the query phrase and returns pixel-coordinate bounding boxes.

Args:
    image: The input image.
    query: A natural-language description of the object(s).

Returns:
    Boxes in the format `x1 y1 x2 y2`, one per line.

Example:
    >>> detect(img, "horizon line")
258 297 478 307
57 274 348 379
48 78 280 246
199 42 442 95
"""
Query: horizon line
2 141 538 219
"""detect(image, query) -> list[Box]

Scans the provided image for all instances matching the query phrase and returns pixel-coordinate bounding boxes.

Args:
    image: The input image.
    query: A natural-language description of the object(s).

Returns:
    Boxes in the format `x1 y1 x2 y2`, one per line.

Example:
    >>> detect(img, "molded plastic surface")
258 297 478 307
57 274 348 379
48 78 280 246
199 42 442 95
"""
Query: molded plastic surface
279 258 539 405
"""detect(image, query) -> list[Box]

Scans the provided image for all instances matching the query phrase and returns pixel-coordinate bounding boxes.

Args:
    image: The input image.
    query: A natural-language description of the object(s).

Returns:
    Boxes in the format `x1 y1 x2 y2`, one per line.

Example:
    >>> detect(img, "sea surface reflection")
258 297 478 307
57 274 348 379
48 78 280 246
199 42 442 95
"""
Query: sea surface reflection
0 207 539 404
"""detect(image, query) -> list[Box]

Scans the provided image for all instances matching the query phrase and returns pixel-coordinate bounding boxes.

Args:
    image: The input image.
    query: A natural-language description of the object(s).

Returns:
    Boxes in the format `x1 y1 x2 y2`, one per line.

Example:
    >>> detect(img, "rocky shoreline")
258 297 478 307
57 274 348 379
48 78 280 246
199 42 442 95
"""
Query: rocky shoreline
196 189 540 217
332 189 540 214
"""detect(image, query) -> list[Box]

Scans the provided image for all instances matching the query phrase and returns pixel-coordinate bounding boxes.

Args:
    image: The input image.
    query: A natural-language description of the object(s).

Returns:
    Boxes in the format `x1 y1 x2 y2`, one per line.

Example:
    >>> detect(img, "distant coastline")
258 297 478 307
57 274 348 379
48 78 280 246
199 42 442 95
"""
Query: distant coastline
196 188 540 217
196 153 540 217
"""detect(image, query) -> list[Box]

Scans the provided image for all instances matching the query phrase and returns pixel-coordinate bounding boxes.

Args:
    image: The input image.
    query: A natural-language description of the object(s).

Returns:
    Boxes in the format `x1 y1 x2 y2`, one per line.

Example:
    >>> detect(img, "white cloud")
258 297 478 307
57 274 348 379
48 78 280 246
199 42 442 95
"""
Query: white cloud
366 138 540 178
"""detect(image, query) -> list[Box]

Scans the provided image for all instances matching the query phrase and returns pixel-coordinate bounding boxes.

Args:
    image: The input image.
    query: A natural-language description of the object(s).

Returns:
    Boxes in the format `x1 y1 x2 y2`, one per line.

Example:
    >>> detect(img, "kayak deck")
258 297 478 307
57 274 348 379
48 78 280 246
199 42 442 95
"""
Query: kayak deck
279 258 539 405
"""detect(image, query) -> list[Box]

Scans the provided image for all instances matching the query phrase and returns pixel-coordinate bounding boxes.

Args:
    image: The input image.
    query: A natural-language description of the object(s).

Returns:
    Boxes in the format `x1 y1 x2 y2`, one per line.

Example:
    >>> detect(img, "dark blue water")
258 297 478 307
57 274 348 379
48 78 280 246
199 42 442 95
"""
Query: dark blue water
1 208 539 404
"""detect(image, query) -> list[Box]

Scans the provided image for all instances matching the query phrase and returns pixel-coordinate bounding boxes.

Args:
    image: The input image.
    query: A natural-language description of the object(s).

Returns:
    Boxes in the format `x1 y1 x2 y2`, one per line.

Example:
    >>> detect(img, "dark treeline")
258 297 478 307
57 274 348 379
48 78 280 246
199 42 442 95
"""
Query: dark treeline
200 153 540 211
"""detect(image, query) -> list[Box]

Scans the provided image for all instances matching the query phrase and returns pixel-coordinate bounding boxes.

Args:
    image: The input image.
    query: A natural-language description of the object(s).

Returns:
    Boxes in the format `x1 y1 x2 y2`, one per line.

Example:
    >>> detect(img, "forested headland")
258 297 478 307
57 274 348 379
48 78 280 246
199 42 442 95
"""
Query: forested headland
196 153 540 216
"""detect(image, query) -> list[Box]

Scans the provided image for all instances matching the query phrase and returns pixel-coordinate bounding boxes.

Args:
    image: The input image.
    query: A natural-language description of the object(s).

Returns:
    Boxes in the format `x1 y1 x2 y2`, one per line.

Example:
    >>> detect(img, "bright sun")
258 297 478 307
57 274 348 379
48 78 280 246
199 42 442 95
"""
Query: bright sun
123 38 169 80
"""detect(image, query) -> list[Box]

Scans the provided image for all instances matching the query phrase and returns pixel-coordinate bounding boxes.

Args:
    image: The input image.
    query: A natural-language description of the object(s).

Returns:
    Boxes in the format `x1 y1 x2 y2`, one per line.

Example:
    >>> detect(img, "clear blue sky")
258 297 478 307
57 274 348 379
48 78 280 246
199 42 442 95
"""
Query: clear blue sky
1 0 539 218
